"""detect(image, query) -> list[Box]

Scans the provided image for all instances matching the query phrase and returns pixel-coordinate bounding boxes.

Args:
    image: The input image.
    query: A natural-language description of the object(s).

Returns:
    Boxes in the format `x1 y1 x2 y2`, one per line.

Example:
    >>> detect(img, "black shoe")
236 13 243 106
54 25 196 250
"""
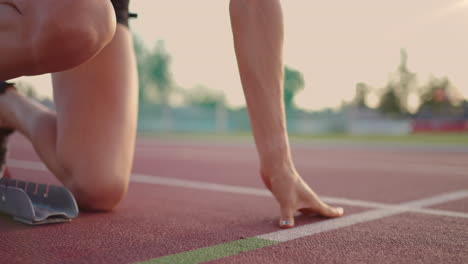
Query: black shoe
0 81 14 93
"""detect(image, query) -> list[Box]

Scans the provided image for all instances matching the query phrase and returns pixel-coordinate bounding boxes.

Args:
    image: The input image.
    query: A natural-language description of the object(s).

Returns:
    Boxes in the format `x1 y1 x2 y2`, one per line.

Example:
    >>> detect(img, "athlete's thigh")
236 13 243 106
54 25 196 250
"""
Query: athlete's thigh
51 26 137 181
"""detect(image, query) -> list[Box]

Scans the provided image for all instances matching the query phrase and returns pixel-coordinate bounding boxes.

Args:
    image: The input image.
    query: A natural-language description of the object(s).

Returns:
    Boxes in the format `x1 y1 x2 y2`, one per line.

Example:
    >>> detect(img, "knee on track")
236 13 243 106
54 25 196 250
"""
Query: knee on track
68 172 128 212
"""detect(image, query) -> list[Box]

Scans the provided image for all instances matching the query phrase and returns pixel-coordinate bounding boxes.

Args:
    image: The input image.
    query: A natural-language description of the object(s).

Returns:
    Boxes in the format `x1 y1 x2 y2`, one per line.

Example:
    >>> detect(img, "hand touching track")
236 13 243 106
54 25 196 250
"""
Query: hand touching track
261 167 344 228
230 0 343 228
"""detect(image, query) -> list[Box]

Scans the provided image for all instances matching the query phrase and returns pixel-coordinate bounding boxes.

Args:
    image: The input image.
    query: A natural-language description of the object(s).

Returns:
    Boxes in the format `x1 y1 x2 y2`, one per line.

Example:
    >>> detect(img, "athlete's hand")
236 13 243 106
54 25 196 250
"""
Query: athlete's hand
261 167 344 228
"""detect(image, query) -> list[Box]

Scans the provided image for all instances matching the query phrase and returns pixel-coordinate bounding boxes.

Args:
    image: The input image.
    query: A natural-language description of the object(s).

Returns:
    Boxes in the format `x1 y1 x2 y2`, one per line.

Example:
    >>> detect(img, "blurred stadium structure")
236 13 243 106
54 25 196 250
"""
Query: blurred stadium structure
16 43 468 136
135 45 468 135
18 81 468 136
137 101 468 135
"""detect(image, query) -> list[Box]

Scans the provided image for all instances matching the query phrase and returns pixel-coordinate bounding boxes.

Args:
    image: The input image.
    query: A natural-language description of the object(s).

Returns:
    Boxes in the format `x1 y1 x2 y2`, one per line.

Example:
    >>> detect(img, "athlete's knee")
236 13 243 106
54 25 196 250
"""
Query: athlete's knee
68 170 128 211
30 0 116 73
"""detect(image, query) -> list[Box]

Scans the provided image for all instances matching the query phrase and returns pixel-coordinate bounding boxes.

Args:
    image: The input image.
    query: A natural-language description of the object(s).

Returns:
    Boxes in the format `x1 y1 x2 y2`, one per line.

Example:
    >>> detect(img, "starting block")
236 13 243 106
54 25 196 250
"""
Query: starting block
0 177 79 225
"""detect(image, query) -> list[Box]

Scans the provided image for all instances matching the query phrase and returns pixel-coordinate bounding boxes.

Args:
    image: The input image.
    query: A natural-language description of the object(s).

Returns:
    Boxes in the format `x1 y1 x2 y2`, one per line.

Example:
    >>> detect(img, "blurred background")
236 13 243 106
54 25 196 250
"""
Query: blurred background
13 0 468 143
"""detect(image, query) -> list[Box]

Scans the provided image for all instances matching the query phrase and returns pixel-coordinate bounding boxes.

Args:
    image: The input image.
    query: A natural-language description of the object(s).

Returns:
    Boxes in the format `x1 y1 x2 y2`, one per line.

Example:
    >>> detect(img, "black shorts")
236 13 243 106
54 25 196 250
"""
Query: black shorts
110 0 137 27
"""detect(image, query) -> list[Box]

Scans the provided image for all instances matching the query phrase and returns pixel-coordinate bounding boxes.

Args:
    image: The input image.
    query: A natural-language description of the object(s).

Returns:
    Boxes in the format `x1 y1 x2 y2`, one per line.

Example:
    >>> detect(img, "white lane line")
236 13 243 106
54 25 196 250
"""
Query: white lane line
258 208 402 242
257 190 468 242
135 147 468 177
132 174 396 209
411 208 468 219
301 160 467 177
7 159 468 220
323 197 468 219
132 174 468 219
401 190 468 208
321 197 390 209
132 173 272 198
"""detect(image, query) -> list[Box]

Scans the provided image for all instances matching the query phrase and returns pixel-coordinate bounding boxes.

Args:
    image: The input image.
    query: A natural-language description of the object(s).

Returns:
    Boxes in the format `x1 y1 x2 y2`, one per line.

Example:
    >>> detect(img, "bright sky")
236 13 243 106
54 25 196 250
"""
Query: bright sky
18 0 468 111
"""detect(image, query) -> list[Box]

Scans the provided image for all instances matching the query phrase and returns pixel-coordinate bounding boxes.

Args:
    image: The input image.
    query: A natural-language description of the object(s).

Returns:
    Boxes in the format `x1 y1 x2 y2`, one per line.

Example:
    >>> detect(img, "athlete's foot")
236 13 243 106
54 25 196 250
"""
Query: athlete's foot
261 166 344 228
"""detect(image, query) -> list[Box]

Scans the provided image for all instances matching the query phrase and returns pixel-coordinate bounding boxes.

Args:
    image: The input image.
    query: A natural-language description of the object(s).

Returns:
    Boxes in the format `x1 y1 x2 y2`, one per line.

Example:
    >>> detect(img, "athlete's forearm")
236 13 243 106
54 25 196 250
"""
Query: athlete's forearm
230 0 293 174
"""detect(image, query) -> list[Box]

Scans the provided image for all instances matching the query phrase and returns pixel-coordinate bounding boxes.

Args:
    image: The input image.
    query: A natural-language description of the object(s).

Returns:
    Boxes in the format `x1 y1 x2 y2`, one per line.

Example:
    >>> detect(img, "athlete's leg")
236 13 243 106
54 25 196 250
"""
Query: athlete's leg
0 24 137 211
229 0 344 228
51 23 138 211
0 0 116 80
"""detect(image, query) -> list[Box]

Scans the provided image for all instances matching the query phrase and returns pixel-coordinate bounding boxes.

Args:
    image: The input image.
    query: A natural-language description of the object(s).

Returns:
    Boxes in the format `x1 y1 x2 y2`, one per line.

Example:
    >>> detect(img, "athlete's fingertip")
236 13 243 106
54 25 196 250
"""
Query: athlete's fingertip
334 207 344 216
279 219 294 229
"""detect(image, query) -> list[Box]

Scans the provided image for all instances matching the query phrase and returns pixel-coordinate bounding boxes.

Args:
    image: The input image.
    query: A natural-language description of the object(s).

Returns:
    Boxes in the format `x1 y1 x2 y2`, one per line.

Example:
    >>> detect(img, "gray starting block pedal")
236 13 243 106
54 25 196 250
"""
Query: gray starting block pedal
0 178 79 225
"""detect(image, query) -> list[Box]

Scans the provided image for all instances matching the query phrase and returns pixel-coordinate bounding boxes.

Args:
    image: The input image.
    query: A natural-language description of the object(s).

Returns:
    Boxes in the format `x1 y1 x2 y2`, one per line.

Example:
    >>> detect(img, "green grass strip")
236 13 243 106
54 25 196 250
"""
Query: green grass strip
137 237 278 264
138 132 468 146
291 133 468 145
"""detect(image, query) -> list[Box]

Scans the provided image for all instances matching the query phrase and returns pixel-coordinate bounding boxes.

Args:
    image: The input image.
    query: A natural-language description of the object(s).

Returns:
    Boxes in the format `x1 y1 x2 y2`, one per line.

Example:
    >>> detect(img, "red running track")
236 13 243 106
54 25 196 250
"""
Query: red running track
0 134 467 264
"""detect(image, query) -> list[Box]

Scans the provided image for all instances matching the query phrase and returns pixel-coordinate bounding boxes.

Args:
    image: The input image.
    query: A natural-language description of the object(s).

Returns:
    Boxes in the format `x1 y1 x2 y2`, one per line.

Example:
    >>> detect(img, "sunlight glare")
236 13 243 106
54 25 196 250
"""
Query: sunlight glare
436 0 468 17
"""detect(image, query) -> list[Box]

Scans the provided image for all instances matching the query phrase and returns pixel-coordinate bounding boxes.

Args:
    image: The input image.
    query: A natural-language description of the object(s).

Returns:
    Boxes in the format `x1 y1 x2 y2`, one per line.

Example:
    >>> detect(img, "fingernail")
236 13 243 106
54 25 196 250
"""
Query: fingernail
279 220 293 228
336 207 344 215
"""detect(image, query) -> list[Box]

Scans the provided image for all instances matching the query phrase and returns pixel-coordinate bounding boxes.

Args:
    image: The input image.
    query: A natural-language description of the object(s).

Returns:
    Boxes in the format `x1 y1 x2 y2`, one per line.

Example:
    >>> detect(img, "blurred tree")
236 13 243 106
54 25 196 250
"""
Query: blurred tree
377 49 416 116
16 81 38 100
284 66 305 110
378 83 405 116
147 40 173 105
184 85 225 110
133 35 149 106
133 37 173 106
416 76 462 117
133 36 175 130
353 82 369 108
395 49 417 111
14 81 56 109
